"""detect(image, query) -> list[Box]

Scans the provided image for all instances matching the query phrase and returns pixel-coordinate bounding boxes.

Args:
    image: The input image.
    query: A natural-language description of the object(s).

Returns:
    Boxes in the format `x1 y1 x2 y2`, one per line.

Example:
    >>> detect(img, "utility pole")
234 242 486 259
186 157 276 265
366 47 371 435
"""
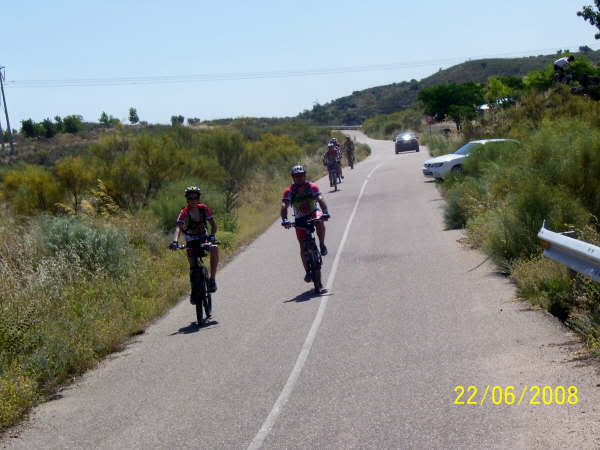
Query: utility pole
0 111 4 152
0 66 15 154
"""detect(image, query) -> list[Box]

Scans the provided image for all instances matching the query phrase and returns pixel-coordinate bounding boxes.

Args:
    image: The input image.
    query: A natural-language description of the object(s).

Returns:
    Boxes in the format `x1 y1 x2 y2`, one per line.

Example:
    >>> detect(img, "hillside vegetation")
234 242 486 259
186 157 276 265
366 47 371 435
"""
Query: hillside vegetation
299 49 600 124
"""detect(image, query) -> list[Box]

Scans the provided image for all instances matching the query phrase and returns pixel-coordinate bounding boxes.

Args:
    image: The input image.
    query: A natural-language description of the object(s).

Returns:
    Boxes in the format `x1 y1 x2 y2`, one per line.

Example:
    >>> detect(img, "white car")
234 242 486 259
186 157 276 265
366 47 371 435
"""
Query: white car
422 139 518 180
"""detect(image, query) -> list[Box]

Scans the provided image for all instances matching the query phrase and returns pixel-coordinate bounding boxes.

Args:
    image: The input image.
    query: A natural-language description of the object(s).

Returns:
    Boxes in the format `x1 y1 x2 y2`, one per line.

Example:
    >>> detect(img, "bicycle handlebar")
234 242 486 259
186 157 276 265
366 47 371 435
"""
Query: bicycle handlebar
289 217 326 227
176 241 220 250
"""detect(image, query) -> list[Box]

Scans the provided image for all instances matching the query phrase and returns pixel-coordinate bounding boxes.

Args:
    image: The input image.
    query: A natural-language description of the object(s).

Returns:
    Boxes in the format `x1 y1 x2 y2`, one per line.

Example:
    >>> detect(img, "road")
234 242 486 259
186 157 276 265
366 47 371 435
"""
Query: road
4 132 600 449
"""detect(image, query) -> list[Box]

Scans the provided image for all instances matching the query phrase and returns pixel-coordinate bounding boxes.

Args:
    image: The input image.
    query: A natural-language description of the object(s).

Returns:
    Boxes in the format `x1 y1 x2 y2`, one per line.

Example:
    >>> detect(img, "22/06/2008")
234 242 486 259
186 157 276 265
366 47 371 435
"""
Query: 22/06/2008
454 385 578 406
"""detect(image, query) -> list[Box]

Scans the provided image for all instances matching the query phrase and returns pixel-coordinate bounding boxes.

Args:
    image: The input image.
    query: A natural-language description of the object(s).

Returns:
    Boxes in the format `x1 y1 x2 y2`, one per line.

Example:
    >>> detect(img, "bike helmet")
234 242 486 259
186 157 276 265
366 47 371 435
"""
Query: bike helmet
184 186 201 198
330 137 337 143
327 142 335 149
290 165 306 176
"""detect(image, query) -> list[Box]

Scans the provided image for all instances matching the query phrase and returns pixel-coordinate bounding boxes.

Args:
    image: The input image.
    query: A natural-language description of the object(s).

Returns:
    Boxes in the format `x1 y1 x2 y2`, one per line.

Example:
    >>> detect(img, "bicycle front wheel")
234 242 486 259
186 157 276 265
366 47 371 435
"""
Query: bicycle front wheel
196 303 204 326
204 293 212 318
312 267 322 293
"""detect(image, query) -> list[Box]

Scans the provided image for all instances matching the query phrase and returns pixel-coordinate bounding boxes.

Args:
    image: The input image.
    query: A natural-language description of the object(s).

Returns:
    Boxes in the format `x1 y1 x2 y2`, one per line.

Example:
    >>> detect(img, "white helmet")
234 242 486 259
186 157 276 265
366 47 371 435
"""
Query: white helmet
290 165 306 176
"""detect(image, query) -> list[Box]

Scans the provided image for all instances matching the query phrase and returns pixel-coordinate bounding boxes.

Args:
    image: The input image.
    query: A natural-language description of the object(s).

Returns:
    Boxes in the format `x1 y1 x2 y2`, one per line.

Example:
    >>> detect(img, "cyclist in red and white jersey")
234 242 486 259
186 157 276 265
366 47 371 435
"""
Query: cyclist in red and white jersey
281 165 330 283
169 186 219 293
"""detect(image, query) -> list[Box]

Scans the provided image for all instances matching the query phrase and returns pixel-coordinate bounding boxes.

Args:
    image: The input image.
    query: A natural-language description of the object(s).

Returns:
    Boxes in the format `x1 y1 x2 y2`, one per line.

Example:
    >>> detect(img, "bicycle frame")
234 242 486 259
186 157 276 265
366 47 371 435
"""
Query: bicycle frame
177 241 218 325
291 218 323 293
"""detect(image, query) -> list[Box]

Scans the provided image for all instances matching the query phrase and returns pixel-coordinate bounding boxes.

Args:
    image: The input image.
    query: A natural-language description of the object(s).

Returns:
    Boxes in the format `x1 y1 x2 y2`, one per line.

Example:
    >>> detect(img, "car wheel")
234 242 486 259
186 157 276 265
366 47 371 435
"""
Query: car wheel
395 150 399 154
416 147 420 152
451 165 463 175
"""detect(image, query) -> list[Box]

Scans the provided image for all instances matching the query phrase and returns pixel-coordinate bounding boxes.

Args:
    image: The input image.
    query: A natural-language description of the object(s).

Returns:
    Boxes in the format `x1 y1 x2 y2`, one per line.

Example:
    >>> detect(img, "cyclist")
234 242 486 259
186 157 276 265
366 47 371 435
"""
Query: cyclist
331 138 344 179
323 142 342 186
281 165 330 283
554 55 574 83
169 186 219 293
342 136 355 168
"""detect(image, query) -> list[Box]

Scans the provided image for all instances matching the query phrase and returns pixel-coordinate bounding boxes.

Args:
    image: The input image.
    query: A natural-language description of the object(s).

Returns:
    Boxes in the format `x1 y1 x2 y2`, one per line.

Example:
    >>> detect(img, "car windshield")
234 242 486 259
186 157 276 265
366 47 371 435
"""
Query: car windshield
396 132 415 140
454 142 483 155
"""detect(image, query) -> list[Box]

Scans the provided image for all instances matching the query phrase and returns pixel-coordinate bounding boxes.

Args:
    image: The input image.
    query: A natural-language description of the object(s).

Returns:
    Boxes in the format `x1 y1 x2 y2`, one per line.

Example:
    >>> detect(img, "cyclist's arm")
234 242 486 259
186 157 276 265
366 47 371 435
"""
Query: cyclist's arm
208 217 217 236
281 200 290 220
317 195 329 214
172 223 183 243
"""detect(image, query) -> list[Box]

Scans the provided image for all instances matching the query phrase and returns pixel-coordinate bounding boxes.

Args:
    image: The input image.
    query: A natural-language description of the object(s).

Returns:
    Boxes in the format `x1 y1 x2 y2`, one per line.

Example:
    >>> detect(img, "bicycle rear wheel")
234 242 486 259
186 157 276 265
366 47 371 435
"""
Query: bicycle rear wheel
332 168 338 191
193 266 208 326
204 293 212 319
195 302 204 326
312 267 322 293
308 243 322 293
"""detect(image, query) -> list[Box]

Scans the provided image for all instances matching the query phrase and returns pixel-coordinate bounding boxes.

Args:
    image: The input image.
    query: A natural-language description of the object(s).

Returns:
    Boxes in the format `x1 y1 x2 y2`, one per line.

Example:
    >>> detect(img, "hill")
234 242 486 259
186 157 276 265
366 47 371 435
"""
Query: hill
298 49 600 124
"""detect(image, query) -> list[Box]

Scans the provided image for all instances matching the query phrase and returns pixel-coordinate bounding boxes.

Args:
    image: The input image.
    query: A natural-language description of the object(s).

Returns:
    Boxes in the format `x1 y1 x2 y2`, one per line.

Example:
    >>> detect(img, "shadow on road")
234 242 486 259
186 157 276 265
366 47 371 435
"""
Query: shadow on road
283 288 328 303
169 320 219 336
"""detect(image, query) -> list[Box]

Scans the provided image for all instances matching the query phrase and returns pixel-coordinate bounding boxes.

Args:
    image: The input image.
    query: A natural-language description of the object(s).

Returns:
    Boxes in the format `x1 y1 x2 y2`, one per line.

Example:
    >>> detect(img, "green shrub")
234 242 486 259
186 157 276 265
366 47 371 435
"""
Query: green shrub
1 165 63 213
421 134 464 157
34 216 128 277
149 179 226 233
62 115 83 134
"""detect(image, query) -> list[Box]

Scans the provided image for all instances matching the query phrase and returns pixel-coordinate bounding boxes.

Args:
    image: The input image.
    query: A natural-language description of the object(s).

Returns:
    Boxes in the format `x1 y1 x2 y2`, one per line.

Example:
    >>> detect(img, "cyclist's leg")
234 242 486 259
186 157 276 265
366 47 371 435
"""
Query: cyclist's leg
313 211 327 255
298 239 309 273
295 225 310 277
186 243 199 270
187 243 204 302
209 247 219 279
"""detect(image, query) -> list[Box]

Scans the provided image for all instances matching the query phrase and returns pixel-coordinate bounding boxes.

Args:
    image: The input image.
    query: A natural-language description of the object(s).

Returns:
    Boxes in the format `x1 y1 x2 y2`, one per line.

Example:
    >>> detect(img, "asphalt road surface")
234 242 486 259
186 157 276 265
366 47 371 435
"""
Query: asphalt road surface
4 132 600 449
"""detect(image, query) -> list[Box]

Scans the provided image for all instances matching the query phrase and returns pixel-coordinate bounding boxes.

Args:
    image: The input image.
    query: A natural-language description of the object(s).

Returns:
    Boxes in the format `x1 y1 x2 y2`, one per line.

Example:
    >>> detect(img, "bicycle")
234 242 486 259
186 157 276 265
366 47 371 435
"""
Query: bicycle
176 241 218 326
345 151 355 169
327 162 339 191
290 218 324 294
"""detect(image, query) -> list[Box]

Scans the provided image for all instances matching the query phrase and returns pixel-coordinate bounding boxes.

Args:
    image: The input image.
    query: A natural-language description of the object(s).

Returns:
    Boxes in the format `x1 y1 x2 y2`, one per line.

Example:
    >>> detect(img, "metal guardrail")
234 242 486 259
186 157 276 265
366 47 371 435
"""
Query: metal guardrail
319 125 362 130
538 220 600 282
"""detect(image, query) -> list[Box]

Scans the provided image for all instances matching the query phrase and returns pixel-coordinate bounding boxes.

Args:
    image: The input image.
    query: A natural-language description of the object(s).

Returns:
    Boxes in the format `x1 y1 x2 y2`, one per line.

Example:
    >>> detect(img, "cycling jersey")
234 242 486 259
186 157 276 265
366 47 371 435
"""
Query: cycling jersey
323 148 339 164
282 182 321 219
177 204 213 241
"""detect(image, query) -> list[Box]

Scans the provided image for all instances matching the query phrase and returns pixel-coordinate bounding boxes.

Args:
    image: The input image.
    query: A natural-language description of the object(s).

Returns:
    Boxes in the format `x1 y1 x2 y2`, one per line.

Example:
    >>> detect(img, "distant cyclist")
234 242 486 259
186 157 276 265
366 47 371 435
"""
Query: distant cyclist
169 186 219 293
342 136 355 169
554 55 574 83
323 142 342 186
281 165 330 283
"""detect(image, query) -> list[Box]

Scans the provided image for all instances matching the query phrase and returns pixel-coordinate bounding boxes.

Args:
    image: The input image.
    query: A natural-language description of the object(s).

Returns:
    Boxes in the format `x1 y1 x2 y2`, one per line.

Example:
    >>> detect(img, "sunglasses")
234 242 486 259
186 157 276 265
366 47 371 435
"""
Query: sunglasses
187 196 200 201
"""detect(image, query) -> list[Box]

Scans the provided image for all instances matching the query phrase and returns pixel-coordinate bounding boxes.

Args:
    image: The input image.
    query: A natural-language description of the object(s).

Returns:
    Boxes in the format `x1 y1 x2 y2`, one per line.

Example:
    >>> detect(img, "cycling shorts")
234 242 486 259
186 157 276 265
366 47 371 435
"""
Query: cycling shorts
295 210 323 241
185 233 210 258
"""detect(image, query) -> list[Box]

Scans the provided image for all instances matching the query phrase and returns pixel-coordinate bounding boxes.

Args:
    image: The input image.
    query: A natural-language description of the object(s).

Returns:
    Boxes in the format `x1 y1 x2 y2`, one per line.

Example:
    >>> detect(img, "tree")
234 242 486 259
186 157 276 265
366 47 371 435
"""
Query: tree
170 115 184 126
578 2 600 39
20 119 40 138
1 165 63 213
208 130 257 212
418 83 484 131
41 118 57 138
99 111 110 126
55 156 95 213
130 134 183 199
63 115 83 133
128 107 139 125
54 116 64 132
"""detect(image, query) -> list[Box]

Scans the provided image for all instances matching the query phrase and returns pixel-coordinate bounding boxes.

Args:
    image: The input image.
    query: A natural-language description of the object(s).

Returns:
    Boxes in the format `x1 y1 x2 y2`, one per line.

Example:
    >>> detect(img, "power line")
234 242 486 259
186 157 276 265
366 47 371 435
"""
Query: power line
4 45 586 89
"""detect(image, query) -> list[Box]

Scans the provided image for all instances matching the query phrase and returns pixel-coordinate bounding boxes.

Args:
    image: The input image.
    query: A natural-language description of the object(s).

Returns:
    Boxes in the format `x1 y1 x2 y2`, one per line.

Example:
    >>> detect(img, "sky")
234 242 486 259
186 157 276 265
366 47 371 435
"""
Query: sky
1 1 598 128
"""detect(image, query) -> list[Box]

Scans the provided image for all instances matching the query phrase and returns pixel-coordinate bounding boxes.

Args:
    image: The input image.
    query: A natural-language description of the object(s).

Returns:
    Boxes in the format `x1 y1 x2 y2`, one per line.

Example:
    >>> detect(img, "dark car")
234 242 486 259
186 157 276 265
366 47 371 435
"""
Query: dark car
394 132 419 153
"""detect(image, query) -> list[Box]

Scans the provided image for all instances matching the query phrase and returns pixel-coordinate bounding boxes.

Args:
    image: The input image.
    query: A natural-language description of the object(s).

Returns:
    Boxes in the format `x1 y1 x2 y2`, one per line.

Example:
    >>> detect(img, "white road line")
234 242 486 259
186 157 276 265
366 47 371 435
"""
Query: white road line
247 162 383 450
